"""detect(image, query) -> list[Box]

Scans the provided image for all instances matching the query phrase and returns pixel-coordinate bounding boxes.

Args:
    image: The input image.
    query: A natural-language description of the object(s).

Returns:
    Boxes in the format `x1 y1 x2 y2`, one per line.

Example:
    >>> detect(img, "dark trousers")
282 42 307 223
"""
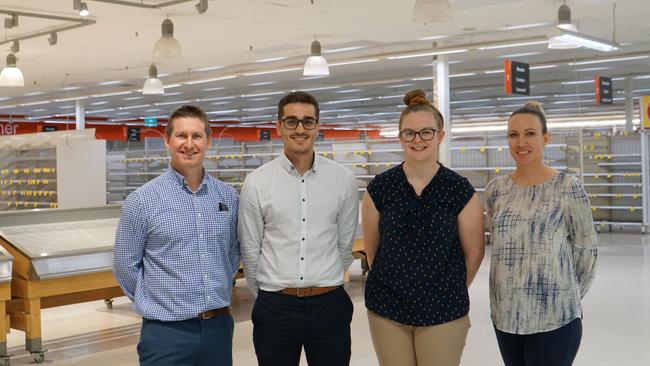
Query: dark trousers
252 286 354 366
494 318 582 366
138 314 234 366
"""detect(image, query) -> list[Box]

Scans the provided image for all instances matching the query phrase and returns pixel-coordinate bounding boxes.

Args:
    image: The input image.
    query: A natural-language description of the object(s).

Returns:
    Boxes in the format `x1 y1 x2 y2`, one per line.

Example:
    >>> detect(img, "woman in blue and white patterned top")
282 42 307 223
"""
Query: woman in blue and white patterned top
485 101 598 366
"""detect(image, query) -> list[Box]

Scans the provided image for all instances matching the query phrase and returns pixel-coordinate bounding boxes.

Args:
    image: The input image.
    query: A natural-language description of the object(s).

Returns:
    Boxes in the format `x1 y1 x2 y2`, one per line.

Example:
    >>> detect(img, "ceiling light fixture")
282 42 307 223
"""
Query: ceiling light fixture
10 41 19 54
153 19 183 61
142 64 164 95
4 14 18 29
548 4 581 49
195 0 208 14
412 0 452 23
48 32 58 46
79 3 90 16
0 53 24 87
550 28 619 52
303 40 330 76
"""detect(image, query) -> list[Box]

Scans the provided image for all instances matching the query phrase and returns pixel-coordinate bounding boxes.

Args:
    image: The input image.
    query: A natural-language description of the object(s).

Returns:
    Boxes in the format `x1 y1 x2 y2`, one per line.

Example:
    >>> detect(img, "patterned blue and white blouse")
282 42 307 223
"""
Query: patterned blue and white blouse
485 172 597 335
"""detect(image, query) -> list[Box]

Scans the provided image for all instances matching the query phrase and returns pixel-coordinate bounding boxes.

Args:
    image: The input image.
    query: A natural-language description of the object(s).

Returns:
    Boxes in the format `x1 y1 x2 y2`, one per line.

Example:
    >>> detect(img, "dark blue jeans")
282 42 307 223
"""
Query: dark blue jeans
494 318 582 366
138 314 234 366
252 287 354 366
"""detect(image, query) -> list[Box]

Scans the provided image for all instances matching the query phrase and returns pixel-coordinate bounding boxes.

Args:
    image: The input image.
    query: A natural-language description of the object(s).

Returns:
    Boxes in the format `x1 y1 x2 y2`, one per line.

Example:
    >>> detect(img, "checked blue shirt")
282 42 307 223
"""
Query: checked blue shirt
114 167 240 321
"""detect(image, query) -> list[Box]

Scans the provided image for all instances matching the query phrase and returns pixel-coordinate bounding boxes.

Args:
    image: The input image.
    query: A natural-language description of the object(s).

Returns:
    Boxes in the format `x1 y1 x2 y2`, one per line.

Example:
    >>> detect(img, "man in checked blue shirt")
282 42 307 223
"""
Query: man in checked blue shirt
114 105 240 366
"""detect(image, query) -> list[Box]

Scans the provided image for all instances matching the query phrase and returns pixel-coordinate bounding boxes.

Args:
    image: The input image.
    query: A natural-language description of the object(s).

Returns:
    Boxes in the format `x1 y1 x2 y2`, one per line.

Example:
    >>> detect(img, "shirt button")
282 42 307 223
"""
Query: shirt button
302 199 305 202
197 213 202 218
207 295 211 300
204 274 208 279
300 277 303 280
199 234 204 239
301 257 304 260
202 254 207 259
302 218 305 222
302 179 305 183
302 238 305 241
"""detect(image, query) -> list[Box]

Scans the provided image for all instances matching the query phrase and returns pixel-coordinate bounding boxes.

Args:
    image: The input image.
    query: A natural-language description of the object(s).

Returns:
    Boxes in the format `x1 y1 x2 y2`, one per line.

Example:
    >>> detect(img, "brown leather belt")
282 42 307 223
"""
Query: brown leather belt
280 286 341 298
197 306 231 320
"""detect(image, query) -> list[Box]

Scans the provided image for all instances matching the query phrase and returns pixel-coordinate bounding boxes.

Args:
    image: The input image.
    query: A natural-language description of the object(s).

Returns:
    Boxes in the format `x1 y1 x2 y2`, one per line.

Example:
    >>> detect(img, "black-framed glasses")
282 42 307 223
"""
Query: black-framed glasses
280 117 319 130
399 128 437 142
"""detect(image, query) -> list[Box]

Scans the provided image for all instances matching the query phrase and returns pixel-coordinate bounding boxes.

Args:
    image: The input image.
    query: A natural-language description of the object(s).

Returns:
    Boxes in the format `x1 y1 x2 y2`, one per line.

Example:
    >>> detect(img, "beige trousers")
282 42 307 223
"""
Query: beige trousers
367 310 470 366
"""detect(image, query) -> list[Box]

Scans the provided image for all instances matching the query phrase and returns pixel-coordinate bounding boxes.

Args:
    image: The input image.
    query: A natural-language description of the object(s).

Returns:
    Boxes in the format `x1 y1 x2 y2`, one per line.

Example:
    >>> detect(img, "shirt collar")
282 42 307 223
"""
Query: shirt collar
166 165 210 192
279 151 319 174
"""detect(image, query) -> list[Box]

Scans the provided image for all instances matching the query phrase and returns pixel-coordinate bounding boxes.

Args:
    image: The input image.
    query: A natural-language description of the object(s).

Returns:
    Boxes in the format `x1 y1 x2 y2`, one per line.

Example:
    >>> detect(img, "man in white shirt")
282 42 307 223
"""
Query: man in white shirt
238 91 359 366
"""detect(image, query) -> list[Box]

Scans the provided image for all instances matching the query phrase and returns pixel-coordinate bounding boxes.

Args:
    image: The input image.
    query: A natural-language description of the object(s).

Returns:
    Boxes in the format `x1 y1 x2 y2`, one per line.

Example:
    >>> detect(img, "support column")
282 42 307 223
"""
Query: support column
75 99 85 130
625 77 634 132
434 54 451 166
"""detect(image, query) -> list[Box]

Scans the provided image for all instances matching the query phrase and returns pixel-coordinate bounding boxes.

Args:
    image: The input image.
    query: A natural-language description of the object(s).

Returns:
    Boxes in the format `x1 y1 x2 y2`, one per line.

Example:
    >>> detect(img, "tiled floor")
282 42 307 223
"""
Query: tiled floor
4 232 649 365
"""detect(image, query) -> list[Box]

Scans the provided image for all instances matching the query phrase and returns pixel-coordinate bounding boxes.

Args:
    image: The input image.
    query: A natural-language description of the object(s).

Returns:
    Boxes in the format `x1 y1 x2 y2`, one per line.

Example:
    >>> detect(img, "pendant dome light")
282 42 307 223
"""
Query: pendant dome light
142 64 164 95
412 0 453 23
303 40 329 76
548 3 581 49
153 19 183 61
0 53 24 87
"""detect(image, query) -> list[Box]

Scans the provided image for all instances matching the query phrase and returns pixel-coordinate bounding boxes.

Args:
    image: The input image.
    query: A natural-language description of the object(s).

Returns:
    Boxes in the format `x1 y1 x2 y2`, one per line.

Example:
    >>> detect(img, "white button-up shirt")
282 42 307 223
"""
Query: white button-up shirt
238 153 359 293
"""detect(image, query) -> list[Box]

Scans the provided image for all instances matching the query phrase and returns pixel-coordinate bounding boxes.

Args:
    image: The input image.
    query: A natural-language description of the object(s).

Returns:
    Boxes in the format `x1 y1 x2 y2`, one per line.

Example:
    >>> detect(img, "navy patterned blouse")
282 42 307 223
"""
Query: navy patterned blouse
364 163 475 326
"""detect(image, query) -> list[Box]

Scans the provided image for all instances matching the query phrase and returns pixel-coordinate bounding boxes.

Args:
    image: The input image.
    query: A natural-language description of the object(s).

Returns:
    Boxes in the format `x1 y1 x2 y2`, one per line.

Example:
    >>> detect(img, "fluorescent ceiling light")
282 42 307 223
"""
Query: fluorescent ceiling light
485 69 504 74
244 67 302 76
304 40 330 76
204 87 226 91
387 48 467 60
156 100 191 106
53 96 88 102
417 35 448 41
185 75 237 85
336 89 362 94
255 57 289 63
569 55 649 66
301 86 341 92
499 23 549 31
387 84 413 88
164 92 183 96
450 98 490 104
249 81 275 86
449 72 476 78
575 67 610 72
454 89 481 94
329 59 379 67
478 41 548 50
195 65 223 72
549 29 619 52
561 80 593 85
208 109 239 114
530 64 557 70
325 98 372 104
499 52 541 58
323 46 366 54
91 101 109 105
97 80 124 86
24 91 44 96
241 91 284 98
60 86 81 91
412 76 433 81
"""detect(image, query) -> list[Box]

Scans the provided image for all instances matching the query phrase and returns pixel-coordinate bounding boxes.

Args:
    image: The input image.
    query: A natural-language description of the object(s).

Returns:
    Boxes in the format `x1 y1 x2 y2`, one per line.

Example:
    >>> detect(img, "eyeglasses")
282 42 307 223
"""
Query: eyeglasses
280 117 319 130
399 128 437 142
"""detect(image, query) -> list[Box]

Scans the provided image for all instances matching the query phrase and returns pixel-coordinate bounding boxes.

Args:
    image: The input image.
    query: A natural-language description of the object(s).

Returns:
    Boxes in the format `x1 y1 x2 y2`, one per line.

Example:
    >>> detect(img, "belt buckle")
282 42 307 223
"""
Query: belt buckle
296 288 310 298
200 311 211 320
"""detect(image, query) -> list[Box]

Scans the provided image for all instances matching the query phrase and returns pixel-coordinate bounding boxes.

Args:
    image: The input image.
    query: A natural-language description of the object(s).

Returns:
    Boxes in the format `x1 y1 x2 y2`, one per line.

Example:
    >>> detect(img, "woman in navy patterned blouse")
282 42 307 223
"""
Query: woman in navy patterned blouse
485 102 597 366
361 89 485 366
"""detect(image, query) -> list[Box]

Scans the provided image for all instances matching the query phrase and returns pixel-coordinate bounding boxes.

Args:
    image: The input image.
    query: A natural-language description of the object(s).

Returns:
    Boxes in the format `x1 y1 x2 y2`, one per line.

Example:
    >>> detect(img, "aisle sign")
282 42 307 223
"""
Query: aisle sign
595 75 613 105
260 130 271 141
641 95 650 130
127 127 141 142
43 126 58 132
504 60 530 95
144 117 157 127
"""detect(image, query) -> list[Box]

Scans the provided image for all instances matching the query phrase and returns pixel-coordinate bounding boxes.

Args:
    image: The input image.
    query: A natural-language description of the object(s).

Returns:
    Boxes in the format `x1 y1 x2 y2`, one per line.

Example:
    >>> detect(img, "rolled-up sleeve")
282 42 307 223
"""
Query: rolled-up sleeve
113 191 147 301
228 190 241 279
238 174 264 294
565 177 598 298
337 171 359 272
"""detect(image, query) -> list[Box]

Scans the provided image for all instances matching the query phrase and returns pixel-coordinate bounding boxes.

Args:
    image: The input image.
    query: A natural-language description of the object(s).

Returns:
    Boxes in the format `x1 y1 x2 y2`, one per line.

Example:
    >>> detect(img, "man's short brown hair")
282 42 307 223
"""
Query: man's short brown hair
165 105 211 138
